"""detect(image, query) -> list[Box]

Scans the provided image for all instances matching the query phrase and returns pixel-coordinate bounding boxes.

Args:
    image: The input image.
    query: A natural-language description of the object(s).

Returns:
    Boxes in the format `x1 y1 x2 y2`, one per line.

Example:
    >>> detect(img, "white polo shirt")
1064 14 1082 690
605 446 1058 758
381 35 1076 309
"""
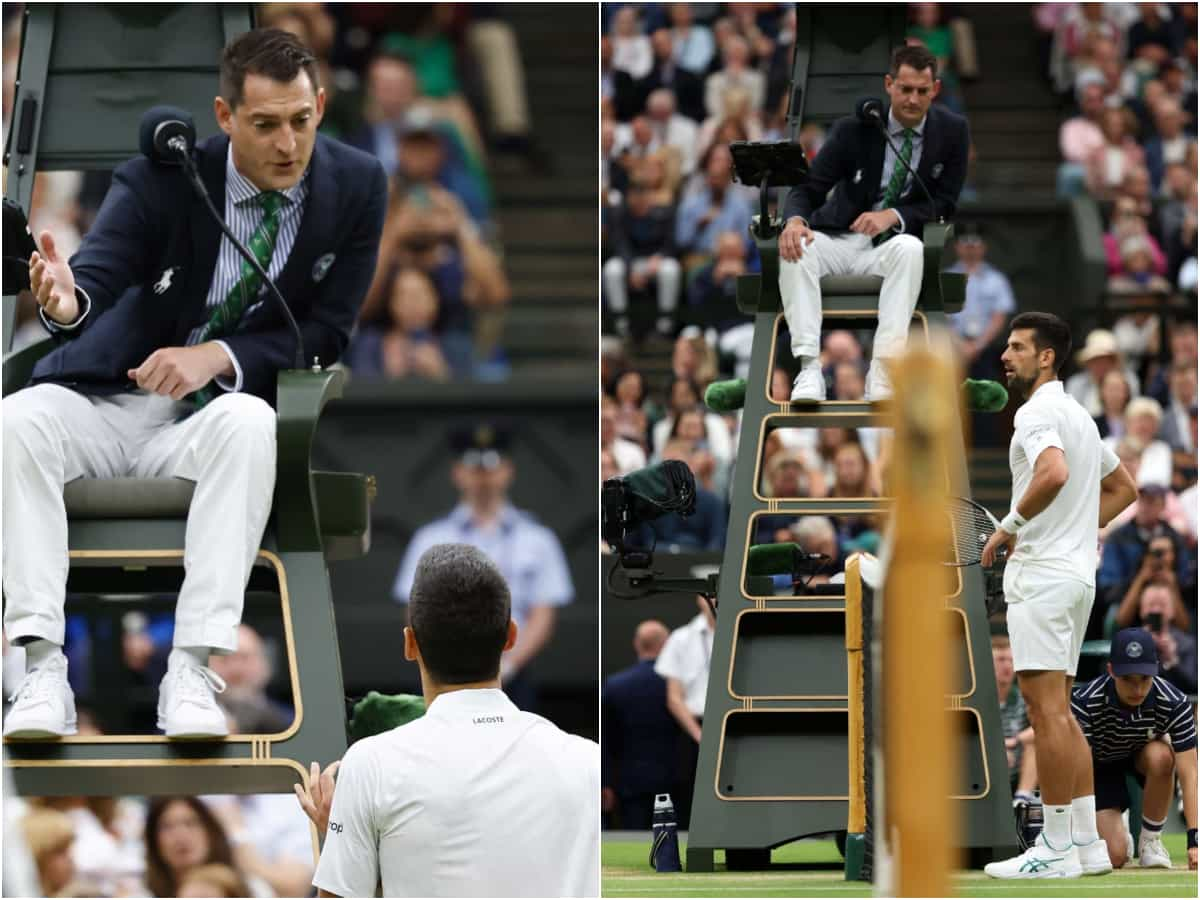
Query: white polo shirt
654 613 714 717
311 689 599 898
1007 380 1120 586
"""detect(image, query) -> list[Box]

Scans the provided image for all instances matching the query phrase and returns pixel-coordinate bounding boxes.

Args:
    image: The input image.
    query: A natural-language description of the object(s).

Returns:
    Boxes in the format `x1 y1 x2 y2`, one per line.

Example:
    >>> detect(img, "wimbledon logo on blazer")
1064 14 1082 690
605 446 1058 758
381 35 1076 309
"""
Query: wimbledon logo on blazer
312 252 336 283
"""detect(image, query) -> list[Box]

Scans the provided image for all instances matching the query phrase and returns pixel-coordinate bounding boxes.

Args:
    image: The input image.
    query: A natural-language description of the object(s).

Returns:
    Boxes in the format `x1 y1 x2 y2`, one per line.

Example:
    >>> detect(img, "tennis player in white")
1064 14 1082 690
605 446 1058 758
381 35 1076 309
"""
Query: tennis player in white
295 543 599 897
981 312 1137 880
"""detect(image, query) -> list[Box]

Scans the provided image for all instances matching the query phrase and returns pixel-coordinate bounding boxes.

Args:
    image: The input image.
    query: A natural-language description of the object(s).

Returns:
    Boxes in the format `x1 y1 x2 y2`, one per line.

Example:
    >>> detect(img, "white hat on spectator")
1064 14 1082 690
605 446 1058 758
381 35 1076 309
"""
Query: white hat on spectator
1076 329 1121 363
1118 234 1152 262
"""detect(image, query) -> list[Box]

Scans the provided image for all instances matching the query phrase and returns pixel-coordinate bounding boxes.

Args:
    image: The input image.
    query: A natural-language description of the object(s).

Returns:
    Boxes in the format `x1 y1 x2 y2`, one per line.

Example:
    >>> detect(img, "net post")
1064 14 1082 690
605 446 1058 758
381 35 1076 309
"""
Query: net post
882 338 961 896
844 554 867 880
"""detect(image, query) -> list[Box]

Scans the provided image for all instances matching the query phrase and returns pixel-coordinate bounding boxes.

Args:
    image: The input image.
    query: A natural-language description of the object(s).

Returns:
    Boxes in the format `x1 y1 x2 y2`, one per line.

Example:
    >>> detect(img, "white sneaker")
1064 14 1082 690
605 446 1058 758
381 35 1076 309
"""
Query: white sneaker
3 654 77 739
984 834 1083 879
1076 838 1113 875
790 358 825 402
864 359 893 402
1138 831 1171 869
157 661 229 739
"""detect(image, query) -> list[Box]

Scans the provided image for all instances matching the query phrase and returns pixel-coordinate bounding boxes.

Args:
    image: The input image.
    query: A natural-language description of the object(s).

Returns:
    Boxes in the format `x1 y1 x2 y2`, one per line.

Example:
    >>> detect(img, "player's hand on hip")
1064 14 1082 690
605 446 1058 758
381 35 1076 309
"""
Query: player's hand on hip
779 218 814 263
294 759 340 834
127 344 227 400
981 528 1015 568
29 231 79 324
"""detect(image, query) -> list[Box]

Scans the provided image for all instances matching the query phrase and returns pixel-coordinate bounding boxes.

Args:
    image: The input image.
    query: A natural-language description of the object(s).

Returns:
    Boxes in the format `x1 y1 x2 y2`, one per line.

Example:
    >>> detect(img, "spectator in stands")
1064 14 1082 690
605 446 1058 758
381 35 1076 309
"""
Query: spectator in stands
651 376 734 466
1094 370 1133 440
1085 106 1145 200
667 3 716 77
1058 80 1109 196
177 863 252 899
704 34 765 119
21 807 88 897
1128 580 1198 695
642 28 706 123
832 360 866 401
1066 329 1141 417
1113 539 1191 632
645 88 700 177
611 6 653 81
684 230 750 330
207 791 315 900
1128 4 1179 66
603 182 681 337
347 267 455 381
671 330 719 389
1146 319 1197 406
907 2 964 113
790 515 842 578
1116 165 1156 221
993 633 1039 803
49 794 146 898
1109 235 1173 294
1102 440 1194 542
602 34 640 122
207 623 292 735
645 437 726 551
947 224 1017 383
655 596 716 829
611 370 651 442
675 144 753 265
1099 483 1193 611
762 447 818 501
601 620 682 831
144 797 266 898
393 426 573 711
1120 397 1175 487
603 396 647 476
1144 99 1193 191
1162 361 1197 454
1103 195 1167 278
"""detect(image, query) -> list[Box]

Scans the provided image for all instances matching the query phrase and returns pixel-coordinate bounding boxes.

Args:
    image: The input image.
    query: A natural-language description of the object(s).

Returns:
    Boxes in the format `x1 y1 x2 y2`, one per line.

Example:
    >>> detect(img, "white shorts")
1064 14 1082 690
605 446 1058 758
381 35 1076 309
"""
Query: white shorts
1003 561 1093 676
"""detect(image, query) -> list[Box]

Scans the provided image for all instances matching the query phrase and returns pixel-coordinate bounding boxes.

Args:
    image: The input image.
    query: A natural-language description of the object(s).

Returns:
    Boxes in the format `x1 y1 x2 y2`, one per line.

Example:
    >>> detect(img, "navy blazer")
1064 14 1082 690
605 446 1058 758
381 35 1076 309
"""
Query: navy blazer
781 103 969 237
601 659 681 794
29 133 387 407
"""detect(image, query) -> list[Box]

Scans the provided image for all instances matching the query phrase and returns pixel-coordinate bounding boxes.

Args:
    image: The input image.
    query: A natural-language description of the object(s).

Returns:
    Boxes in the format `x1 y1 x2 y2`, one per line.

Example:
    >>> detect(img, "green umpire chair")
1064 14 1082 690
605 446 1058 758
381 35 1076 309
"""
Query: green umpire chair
682 6 1018 871
3 3 369 797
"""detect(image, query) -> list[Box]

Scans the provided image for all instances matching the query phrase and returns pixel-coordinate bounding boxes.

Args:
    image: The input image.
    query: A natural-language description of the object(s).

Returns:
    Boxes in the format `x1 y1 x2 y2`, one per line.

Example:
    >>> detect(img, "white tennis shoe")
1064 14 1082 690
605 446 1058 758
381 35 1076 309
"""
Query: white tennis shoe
1138 832 1171 868
158 659 229 739
2 654 77 739
790 357 825 402
984 834 1083 879
1076 837 1113 875
864 359 893 402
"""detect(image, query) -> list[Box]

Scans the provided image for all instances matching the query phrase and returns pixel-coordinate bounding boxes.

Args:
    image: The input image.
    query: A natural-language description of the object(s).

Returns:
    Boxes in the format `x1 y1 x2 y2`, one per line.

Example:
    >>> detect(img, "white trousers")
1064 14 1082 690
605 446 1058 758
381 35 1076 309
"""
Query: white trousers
778 231 924 360
602 256 682 315
3 385 276 652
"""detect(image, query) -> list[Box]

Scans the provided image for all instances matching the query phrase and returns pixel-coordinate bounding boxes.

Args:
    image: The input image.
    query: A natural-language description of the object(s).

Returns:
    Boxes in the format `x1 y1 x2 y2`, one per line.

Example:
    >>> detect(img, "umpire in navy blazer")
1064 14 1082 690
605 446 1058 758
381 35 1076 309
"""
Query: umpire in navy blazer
3 29 386 742
775 44 969 405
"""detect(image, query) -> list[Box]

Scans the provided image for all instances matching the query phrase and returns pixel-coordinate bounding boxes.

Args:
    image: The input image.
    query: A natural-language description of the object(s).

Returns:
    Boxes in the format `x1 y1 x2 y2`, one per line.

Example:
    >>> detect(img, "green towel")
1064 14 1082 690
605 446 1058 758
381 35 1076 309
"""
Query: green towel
349 691 426 742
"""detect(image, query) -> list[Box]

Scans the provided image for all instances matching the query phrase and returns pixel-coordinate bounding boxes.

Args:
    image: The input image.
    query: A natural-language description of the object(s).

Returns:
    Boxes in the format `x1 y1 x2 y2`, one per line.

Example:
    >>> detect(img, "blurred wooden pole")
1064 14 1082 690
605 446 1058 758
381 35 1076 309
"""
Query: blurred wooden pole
883 336 960 897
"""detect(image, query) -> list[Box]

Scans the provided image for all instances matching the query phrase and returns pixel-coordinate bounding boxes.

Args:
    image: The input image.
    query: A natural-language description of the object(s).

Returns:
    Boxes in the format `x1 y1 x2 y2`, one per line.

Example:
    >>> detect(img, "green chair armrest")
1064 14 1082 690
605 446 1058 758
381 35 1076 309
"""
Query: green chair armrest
313 471 373 561
275 367 346 553
3 336 55 397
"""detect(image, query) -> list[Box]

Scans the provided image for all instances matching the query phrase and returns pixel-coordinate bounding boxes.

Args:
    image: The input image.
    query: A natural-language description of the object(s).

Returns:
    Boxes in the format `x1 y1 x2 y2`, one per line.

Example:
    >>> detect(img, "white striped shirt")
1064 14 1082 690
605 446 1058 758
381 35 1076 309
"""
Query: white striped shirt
1071 673 1197 764
191 144 310 391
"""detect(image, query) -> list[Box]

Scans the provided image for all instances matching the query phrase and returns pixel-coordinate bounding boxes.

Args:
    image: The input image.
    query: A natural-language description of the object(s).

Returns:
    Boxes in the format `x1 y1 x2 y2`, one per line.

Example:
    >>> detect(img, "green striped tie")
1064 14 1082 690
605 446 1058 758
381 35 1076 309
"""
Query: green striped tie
874 127 914 247
193 190 286 406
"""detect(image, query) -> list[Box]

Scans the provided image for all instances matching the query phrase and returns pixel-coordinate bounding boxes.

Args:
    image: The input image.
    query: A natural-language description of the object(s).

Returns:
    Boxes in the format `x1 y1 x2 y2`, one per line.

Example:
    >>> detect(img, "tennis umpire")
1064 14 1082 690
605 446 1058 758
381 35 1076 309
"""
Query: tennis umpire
1071 627 1197 870
297 543 599 897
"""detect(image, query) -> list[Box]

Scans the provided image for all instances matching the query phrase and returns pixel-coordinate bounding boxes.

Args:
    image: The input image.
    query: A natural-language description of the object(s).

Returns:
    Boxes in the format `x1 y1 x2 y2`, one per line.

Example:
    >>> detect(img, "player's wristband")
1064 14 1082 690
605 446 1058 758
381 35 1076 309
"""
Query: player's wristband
1187 828 1197 849
999 511 1027 535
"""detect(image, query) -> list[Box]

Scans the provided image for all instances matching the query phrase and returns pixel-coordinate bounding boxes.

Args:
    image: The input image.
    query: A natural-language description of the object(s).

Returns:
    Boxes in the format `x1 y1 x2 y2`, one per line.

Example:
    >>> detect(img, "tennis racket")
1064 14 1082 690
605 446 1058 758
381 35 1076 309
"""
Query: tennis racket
944 496 1010 568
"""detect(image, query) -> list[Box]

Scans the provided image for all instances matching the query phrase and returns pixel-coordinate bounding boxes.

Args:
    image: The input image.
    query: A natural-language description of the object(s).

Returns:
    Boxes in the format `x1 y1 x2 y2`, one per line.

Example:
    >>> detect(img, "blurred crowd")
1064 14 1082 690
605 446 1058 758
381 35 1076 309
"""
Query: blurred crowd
1045 2 1198 293
2 2 542 381
4 623 314 898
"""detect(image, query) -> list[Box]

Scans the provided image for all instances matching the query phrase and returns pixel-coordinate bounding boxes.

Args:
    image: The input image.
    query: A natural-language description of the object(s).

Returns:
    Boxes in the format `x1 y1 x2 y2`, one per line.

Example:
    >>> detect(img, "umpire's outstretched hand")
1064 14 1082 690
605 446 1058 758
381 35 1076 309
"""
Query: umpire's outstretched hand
29 230 79 324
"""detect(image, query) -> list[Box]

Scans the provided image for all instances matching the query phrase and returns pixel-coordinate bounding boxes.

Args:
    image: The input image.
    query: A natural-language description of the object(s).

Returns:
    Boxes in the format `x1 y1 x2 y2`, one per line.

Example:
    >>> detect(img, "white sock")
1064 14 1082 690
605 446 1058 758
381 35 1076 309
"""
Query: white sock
1071 794 1099 845
169 647 210 670
1043 804 1072 851
24 639 64 670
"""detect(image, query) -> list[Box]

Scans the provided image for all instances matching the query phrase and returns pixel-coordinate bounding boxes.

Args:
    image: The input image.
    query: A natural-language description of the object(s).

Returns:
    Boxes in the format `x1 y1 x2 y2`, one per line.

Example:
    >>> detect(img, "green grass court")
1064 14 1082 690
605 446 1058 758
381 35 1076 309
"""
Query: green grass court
602 835 1199 897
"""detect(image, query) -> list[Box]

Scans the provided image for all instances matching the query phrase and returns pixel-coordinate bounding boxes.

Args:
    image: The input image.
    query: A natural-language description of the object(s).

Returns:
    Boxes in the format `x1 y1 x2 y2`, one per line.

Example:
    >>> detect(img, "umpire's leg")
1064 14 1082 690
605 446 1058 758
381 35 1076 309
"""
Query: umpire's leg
3 384 127 645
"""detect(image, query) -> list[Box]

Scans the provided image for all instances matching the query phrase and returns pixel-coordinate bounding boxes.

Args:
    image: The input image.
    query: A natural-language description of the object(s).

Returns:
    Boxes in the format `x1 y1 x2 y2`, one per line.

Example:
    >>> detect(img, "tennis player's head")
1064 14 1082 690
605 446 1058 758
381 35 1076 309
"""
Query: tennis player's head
404 543 516 686
1002 312 1072 400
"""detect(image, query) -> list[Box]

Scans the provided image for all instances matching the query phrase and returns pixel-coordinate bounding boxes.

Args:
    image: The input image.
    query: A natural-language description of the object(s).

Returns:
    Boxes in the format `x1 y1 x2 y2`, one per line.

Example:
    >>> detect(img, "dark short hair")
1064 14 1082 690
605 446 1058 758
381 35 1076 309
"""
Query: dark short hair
1010 311 1073 375
891 44 938 80
220 28 319 109
408 544 511 684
